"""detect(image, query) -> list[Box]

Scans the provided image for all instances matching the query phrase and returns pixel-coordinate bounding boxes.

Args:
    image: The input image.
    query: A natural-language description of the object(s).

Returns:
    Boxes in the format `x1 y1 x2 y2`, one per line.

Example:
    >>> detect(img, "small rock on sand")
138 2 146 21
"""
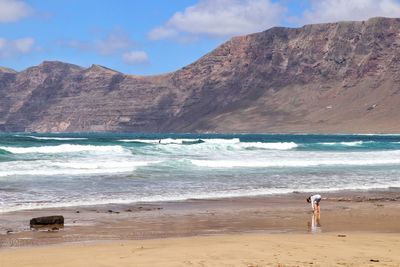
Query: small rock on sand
30 215 64 229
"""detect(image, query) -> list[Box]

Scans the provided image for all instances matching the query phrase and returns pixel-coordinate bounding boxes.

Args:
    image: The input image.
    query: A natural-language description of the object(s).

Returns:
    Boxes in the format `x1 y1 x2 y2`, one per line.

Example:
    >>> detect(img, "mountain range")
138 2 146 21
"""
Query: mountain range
1 17 400 133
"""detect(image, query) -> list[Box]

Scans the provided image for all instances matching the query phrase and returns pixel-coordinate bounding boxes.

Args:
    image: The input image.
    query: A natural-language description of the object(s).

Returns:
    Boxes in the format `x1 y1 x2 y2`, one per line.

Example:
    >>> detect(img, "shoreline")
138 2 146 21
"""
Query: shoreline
1 189 399 248
2 185 399 214
2 186 399 214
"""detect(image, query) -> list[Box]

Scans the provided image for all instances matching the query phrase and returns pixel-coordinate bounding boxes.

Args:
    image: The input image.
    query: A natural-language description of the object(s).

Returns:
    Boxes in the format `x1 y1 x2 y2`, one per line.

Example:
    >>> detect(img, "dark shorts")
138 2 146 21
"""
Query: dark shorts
315 197 321 204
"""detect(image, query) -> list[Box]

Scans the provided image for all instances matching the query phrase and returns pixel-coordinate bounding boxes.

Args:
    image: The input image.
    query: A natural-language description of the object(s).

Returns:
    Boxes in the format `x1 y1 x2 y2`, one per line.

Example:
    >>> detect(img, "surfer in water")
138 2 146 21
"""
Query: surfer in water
307 194 321 214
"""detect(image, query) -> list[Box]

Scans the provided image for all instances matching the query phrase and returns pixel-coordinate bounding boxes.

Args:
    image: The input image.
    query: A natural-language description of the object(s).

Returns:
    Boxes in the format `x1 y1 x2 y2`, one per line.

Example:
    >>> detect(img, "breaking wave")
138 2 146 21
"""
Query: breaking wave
318 141 364 146
238 142 298 150
119 138 297 150
0 144 127 154
0 159 156 177
2 133 400 213
190 150 400 168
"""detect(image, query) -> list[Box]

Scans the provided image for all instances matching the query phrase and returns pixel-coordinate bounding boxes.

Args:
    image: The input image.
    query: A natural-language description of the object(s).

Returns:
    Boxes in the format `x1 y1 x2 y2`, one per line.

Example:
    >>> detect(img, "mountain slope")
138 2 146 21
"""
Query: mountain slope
1 17 400 133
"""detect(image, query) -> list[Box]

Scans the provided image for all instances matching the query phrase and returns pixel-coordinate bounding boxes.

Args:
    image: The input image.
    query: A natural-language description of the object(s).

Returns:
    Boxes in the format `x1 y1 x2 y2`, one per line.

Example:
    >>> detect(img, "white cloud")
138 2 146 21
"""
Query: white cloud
122 51 149 65
13 37 34 52
0 0 32 23
95 30 136 55
0 37 35 58
300 0 400 24
62 29 136 56
60 29 150 66
148 0 286 40
149 27 178 40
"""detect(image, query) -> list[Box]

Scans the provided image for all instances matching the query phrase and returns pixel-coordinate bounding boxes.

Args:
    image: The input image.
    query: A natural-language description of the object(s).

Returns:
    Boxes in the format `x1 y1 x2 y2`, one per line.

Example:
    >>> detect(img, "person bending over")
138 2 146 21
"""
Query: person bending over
307 194 321 214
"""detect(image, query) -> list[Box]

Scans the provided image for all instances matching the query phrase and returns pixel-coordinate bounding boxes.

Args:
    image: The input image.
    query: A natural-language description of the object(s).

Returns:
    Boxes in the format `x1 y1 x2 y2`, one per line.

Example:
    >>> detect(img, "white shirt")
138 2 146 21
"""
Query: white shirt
310 194 321 210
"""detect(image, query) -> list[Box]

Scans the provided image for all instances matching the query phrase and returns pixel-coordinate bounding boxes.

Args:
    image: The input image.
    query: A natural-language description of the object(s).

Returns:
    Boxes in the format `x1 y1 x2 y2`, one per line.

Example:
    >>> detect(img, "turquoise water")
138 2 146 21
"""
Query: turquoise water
1 133 400 212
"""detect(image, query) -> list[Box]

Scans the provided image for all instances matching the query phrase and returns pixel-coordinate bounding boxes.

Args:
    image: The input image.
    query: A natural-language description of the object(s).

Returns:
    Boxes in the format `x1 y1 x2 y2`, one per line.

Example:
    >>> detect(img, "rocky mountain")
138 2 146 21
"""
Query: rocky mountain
1 17 400 133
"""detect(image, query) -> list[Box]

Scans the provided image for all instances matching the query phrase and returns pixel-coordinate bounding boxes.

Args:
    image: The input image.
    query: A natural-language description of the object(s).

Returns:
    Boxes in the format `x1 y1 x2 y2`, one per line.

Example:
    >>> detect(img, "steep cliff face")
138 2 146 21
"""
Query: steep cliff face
1 17 400 133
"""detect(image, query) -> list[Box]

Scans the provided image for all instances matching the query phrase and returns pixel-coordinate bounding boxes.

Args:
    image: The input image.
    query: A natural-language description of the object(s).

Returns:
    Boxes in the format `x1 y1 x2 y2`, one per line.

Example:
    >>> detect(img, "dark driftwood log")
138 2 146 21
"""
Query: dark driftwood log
30 215 64 229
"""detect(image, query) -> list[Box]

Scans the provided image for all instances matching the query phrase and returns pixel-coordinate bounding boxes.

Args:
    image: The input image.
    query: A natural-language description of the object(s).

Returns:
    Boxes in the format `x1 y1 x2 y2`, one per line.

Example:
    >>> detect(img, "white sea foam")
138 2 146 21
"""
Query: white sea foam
190 154 400 168
161 138 199 144
2 181 399 213
202 138 240 144
119 138 297 150
340 141 363 146
239 142 298 150
2 133 400 213
119 138 198 144
119 138 240 144
0 168 132 177
118 138 298 151
319 141 364 146
118 139 160 144
0 144 127 154
51 161 157 170
0 159 155 177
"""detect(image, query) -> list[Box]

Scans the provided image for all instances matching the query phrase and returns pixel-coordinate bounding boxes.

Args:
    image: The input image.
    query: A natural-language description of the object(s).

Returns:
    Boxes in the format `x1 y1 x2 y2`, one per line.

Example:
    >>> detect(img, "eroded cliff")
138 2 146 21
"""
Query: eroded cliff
1 17 400 133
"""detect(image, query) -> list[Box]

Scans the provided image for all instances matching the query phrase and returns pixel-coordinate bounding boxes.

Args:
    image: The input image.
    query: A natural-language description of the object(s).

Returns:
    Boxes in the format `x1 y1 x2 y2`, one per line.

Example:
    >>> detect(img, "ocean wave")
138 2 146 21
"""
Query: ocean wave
190 156 400 168
0 168 132 177
0 160 155 177
239 142 298 150
120 138 297 150
119 138 240 145
318 141 364 146
119 138 204 144
202 138 241 144
26 136 88 141
51 160 157 170
0 144 127 154
0 148 12 155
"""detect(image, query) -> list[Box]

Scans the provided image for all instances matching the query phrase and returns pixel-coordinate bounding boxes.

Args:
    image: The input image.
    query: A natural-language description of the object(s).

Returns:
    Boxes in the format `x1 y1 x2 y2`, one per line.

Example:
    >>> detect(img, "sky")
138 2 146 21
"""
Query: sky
1 0 400 75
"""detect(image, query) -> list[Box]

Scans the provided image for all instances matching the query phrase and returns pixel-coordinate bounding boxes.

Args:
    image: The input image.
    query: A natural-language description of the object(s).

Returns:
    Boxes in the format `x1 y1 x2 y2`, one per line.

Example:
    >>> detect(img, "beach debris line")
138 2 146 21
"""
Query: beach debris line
30 215 64 230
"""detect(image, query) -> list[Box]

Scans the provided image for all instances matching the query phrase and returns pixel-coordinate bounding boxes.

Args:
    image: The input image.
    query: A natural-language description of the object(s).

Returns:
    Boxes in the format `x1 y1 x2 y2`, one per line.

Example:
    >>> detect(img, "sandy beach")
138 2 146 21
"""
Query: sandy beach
1 190 400 266
1 232 399 267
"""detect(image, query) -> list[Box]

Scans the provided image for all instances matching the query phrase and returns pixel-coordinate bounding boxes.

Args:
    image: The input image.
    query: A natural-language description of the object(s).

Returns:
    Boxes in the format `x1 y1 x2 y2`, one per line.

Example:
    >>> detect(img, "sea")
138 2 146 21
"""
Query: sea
1 133 400 213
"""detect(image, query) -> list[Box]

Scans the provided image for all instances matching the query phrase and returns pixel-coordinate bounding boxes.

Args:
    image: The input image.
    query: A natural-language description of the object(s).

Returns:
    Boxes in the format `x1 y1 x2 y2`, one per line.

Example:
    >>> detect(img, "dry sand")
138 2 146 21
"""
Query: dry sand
1 233 399 267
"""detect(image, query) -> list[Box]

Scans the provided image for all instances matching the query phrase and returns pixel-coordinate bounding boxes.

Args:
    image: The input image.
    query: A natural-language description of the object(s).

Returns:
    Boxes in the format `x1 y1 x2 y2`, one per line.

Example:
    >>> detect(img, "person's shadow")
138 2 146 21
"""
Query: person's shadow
307 213 322 234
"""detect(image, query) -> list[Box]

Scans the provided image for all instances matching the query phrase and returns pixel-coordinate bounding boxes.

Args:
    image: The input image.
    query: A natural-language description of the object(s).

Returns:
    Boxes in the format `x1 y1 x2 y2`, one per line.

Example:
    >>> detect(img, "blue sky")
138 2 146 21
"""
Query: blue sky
1 0 400 75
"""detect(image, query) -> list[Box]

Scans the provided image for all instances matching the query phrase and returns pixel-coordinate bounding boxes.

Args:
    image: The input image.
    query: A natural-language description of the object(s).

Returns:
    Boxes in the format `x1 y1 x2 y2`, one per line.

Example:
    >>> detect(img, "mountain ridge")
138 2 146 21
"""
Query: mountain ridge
1 17 400 133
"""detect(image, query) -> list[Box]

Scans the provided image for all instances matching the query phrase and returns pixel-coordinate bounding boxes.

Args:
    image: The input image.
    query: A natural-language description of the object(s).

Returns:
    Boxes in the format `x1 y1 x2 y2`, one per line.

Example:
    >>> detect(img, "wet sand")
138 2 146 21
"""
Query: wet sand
1 190 399 248
1 190 400 266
